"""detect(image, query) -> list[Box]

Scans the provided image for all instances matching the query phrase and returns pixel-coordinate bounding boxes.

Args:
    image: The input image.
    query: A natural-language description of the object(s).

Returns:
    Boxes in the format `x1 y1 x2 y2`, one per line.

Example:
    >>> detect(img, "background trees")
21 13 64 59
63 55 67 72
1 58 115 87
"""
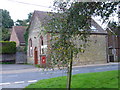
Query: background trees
2 9 14 28
15 13 32 26
1 9 14 41
2 27 11 41
108 22 120 35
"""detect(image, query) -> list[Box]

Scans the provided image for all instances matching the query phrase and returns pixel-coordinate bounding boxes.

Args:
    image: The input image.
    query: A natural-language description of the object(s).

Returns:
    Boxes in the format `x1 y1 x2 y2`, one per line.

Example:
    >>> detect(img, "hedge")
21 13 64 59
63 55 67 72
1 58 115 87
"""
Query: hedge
0 41 16 54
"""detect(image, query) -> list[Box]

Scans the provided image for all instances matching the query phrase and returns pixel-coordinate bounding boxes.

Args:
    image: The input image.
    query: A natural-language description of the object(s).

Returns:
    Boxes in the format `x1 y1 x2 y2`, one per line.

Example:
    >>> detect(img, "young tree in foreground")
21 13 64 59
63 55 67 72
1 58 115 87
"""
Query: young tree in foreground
45 1 119 89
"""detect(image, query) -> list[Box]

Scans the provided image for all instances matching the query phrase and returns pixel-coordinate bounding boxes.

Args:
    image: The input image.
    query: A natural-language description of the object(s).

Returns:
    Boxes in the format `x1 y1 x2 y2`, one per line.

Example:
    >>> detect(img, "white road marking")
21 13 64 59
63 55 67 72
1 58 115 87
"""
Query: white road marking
0 79 39 86
28 80 38 83
0 82 10 85
14 81 24 84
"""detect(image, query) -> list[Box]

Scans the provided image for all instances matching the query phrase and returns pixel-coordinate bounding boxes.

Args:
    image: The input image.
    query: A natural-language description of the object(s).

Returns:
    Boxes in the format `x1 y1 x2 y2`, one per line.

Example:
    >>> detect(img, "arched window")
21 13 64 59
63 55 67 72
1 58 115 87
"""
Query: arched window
39 38 41 54
40 36 44 54
40 36 44 46
29 39 33 56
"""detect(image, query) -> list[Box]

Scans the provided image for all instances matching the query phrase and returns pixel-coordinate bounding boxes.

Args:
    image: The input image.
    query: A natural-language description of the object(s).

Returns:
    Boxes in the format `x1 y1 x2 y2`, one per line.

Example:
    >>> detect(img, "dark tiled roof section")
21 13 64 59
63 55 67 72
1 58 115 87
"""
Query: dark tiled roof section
33 10 106 34
14 26 26 43
34 10 51 26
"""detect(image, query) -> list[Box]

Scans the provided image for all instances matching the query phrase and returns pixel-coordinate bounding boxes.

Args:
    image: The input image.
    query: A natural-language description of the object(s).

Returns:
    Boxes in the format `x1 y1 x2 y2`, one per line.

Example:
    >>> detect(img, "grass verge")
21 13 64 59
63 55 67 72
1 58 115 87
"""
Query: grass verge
25 70 119 88
0 62 14 64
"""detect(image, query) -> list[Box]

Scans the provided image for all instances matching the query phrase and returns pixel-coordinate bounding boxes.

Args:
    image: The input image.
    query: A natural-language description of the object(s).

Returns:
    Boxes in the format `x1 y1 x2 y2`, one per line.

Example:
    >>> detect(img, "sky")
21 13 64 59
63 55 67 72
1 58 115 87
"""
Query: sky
0 0 118 29
0 0 54 21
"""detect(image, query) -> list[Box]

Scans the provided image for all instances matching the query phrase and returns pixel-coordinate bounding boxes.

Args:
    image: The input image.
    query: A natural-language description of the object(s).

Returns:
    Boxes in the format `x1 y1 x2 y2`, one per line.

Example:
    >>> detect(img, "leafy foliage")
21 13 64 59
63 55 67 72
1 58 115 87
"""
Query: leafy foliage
15 19 28 26
0 41 16 54
46 1 119 68
2 9 14 28
108 22 120 35
15 12 33 26
45 1 119 88
1 9 14 41
1 27 11 41
26 13 33 22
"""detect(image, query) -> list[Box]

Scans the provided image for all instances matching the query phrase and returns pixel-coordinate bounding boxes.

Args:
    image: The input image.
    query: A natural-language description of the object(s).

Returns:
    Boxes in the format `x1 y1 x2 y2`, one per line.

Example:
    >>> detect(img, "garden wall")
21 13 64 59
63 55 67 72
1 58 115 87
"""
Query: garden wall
0 54 15 63
16 52 27 63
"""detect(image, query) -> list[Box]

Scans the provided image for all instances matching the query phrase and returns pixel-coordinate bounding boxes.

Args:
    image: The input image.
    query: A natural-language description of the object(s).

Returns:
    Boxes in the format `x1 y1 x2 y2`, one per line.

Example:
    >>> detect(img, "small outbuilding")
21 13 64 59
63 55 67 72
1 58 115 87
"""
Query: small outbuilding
10 26 27 63
10 26 26 47
107 27 120 62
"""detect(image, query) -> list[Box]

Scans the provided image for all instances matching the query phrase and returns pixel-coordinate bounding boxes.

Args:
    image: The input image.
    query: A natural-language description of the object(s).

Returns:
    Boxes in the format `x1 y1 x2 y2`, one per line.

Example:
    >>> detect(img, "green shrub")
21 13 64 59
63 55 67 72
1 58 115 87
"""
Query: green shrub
0 41 16 54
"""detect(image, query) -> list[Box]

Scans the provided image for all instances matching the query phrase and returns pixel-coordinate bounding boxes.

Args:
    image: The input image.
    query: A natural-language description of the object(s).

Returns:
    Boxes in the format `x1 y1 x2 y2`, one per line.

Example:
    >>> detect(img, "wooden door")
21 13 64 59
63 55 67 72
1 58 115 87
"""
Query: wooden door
34 47 38 64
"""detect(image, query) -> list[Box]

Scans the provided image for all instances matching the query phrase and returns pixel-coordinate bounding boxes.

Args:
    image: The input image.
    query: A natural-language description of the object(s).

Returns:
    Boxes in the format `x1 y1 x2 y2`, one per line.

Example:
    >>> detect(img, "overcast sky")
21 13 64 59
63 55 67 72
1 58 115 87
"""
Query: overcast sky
0 0 54 21
1 0 118 29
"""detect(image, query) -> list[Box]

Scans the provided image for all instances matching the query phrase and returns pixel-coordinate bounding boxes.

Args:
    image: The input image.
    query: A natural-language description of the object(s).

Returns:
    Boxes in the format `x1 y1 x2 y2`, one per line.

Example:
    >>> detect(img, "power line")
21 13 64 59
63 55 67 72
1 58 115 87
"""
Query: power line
7 0 53 9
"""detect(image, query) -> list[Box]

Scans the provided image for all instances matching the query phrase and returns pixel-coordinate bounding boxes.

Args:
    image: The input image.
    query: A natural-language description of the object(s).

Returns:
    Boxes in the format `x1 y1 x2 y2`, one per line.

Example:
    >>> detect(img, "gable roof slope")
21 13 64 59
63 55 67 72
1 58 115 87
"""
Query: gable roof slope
91 18 107 34
13 26 26 43
30 10 107 34
30 10 51 26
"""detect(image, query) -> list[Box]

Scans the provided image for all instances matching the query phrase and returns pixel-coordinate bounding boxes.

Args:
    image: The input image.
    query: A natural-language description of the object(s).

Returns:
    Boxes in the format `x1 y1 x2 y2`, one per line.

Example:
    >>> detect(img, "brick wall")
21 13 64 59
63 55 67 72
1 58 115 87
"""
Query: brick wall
73 35 107 65
27 15 107 65
27 16 48 64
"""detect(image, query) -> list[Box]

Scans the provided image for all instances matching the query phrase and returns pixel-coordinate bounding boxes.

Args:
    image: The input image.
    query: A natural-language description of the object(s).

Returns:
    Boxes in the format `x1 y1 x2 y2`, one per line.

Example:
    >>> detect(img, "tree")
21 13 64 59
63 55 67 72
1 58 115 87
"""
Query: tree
2 9 14 28
26 13 33 22
15 19 28 26
108 22 120 35
1 9 14 41
45 1 119 89
15 12 33 26
2 27 11 41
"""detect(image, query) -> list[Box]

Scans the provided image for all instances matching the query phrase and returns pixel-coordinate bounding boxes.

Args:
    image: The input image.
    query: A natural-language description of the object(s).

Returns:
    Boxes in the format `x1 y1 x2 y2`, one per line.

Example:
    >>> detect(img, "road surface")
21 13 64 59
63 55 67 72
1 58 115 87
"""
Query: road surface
0 63 119 88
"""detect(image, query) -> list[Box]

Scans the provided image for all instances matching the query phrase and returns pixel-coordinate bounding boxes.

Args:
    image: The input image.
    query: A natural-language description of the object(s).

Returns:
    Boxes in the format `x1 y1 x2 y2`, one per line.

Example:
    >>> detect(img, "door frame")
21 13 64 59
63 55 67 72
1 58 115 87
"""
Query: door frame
34 47 38 64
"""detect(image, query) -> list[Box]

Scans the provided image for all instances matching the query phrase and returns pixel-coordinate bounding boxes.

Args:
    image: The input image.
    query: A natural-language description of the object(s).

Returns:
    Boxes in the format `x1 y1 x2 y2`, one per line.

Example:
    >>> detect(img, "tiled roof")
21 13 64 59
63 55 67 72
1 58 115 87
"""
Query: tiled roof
13 26 26 43
31 10 51 26
31 10 106 34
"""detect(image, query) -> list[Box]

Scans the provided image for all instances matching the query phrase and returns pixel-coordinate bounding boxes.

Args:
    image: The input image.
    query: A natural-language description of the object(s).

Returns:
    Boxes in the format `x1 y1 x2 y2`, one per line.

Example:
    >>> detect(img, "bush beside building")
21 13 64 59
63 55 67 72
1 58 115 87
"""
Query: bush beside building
0 41 16 63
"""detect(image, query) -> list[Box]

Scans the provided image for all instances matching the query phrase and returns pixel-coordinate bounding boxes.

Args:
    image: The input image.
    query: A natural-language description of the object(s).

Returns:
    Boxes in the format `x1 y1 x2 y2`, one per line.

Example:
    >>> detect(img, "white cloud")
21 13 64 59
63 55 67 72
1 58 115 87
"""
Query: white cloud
0 0 54 21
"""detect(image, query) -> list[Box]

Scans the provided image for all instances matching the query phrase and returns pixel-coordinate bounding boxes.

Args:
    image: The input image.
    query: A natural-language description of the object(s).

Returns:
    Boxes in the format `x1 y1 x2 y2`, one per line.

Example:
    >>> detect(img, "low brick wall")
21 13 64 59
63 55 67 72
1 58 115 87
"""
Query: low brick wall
0 54 15 63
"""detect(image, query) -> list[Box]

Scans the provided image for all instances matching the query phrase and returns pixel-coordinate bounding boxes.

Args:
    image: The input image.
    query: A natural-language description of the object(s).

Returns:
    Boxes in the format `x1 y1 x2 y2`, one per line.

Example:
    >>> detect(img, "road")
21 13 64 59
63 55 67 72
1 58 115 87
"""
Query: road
0 63 119 88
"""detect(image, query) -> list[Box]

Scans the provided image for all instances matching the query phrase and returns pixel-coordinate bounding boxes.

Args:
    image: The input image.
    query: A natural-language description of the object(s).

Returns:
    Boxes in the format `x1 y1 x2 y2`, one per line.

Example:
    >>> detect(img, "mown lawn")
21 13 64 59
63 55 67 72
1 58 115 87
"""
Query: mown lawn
26 70 119 88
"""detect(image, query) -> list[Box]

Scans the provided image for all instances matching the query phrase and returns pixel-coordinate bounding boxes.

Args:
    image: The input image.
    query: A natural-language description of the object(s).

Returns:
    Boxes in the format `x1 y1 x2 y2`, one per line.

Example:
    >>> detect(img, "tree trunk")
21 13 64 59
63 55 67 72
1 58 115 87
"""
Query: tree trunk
66 50 73 90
